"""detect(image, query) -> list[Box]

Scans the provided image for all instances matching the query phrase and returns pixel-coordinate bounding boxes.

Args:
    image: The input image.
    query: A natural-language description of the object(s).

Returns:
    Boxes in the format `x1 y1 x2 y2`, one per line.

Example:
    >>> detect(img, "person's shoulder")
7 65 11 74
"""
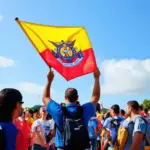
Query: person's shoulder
2 122 18 133
82 102 95 109
107 117 113 121
49 119 55 124
117 116 125 123
46 99 61 112
6 122 17 129
104 117 112 124
133 116 147 133
135 117 146 125
46 99 60 107
82 102 95 116
33 119 41 126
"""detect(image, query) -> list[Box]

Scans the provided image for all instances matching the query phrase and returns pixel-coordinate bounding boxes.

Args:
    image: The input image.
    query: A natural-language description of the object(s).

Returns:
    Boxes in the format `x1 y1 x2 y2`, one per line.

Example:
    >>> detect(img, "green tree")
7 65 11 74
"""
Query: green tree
141 99 150 110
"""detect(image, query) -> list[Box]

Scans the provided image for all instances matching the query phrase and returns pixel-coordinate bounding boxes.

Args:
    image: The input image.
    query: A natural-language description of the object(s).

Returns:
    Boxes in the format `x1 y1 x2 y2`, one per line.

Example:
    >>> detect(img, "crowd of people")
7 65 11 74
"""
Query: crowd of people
0 68 150 150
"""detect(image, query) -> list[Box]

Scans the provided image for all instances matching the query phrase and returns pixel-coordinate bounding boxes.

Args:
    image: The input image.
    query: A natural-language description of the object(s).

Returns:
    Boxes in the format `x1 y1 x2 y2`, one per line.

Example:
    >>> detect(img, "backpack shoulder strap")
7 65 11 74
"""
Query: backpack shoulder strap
62 106 68 117
76 106 83 119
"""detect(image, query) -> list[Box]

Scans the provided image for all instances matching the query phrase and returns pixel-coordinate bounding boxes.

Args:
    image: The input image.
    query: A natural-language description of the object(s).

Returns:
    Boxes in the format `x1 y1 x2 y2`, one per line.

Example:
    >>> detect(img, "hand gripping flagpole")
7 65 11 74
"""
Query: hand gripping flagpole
49 66 52 72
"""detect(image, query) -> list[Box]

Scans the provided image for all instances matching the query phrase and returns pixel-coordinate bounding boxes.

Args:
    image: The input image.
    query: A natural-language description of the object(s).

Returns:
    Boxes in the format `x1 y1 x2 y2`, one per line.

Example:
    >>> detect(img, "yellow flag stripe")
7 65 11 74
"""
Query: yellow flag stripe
16 19 45 54
16 19 92 53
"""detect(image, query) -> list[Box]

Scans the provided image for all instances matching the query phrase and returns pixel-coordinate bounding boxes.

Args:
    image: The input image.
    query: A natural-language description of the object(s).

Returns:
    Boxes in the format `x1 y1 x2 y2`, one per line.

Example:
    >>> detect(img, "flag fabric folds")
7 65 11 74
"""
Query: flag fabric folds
16 18 97 80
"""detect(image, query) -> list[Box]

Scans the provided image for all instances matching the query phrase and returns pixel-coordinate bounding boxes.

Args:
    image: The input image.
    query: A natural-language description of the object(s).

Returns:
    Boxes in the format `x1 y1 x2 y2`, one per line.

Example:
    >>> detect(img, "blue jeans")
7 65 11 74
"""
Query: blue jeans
32 144 47 150
86 139 97 150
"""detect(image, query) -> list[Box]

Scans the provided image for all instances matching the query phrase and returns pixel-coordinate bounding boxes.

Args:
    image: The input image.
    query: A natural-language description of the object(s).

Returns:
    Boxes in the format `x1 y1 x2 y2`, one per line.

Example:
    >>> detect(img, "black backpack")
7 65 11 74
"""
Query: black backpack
57 106 90 150
0 125 6 150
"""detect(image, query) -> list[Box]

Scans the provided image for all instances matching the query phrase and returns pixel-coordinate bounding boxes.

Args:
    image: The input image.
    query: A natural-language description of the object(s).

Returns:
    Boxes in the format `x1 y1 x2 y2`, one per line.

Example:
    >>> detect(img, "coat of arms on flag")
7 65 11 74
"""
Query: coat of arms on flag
49 40 84 67
16 18 97 80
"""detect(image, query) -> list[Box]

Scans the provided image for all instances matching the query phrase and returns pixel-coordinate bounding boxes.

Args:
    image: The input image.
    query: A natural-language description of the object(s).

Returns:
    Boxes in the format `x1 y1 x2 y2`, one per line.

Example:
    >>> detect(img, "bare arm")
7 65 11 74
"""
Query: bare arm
42 70 54 106
130 132 144 150
90 68 101 107
36 132 46 147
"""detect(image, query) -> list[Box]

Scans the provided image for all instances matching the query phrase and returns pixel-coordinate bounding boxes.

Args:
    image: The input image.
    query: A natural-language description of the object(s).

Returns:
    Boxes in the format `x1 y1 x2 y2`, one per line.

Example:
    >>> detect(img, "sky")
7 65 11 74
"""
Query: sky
0 0 150 109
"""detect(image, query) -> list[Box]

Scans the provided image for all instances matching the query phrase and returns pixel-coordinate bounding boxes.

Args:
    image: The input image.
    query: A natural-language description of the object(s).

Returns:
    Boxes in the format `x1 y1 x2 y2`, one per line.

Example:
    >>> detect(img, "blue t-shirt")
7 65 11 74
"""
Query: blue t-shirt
103 116 124 150
125 115 147 150
88 117 98 140
46 100 95 148
0 122 18 150
103 117 113 129
103 116 124 129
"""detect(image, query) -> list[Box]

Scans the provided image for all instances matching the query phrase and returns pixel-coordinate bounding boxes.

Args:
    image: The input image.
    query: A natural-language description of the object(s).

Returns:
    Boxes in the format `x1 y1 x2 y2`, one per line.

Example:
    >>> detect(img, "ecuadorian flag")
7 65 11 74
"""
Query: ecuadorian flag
16 18 97 81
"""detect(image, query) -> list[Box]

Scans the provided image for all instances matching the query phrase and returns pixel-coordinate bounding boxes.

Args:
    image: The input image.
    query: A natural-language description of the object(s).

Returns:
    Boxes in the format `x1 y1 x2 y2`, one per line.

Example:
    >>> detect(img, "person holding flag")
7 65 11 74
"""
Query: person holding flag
42 68 101 150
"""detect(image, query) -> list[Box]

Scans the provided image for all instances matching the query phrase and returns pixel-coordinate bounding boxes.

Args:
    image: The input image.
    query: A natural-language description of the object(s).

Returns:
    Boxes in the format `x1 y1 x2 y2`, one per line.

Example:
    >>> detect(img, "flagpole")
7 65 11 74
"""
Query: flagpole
49 66 51 71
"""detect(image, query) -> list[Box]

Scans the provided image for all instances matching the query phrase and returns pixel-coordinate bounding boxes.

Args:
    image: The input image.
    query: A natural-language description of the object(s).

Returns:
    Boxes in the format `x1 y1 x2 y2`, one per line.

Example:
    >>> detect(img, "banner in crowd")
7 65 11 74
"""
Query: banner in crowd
16 18 97 80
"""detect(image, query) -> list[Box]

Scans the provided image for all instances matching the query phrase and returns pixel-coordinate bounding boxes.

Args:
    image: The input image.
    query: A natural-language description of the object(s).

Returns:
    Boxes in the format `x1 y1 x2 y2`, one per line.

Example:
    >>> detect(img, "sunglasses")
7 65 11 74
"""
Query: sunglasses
19 101 24 104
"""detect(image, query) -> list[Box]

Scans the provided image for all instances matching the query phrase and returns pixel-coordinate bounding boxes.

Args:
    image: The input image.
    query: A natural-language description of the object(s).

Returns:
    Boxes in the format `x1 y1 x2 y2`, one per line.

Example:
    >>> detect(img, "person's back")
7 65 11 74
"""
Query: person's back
88 117 98 138
42 68 101 150
102 105 124 150
50 103 94 149
87 117 98 150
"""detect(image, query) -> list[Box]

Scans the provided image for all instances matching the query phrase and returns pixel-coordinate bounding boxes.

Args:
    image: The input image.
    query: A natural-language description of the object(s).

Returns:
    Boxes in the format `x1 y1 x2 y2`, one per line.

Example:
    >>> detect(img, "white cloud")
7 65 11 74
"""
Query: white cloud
0 82 54 96
0 56 15 67
0 15 3 22
17 82 45 95
100 59 150 95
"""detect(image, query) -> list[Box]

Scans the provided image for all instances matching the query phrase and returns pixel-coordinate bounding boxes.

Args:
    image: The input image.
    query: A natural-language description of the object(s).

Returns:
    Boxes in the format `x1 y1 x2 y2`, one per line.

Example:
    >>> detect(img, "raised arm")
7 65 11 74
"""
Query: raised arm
90 68 101 107
42 70 54 106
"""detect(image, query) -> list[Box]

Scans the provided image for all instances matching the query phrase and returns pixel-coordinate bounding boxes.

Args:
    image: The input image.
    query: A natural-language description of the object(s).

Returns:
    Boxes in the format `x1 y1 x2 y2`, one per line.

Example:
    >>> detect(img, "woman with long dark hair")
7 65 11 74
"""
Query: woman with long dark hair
0 88 23 150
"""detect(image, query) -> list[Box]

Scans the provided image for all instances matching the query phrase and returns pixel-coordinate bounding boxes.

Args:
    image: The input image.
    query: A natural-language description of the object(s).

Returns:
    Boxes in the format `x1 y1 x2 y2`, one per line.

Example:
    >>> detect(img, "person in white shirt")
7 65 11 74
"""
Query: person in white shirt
46 113 56 150
32 106 53 150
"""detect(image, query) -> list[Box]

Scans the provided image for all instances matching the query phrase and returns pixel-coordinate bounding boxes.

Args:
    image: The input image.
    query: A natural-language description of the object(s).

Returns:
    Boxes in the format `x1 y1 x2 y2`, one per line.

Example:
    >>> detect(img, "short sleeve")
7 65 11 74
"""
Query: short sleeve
46 100 63 130
134 118 147 134
103 118 112 129
82 102 96 126
50 120 55 130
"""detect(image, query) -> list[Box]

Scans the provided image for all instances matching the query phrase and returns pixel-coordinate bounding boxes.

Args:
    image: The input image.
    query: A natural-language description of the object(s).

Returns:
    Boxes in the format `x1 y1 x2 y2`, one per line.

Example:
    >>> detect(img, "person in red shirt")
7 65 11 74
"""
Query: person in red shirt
139 105 145 116
144 108 149 117
15 112 29 150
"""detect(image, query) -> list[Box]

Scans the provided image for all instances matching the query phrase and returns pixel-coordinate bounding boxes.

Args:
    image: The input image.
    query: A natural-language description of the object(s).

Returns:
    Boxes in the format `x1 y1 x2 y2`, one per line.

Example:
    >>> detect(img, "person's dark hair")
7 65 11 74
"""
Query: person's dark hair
46 113 52 120
139 105 143 111
61 103 66 106
127 101 139 111
33 109 39 114
0 88 23 122
65 88 78 102
120 109 126 116
144 108 148 114
111 104 120 114
28 109 33 115
96 103 100 113
76 101 80 106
